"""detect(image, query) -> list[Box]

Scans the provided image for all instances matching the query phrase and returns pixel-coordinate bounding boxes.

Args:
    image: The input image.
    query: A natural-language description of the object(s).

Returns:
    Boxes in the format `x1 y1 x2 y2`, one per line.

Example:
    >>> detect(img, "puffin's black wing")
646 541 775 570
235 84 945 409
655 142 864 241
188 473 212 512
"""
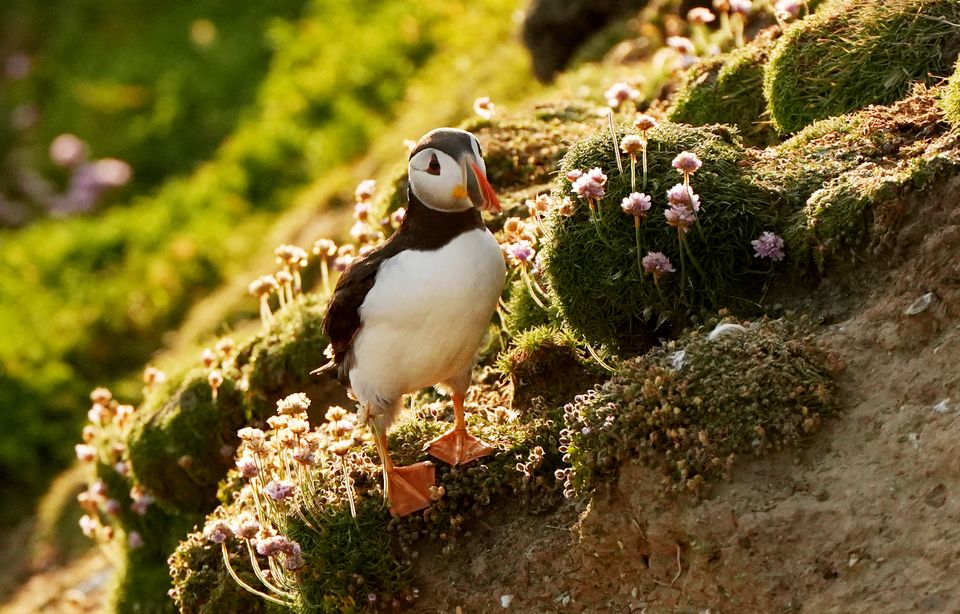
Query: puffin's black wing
321 238 403 384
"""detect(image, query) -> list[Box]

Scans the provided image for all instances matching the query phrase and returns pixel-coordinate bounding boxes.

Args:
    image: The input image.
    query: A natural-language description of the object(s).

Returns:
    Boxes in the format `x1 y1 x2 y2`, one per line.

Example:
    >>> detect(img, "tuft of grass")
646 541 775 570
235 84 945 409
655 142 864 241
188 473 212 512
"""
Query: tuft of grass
764 0 960 134
941 59 960 129
669 29 779 146
544 121 782 350
560 317 838 497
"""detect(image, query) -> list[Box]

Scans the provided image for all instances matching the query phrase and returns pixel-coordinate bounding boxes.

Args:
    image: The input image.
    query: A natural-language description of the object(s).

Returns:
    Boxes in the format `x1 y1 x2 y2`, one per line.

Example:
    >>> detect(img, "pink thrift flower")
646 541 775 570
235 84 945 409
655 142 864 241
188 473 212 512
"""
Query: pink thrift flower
232 513 260 540
621 192 652 218
128 531 144 549
236 454 258 478
354 179 376 202
667 36 695 55
642 252 676 278
473 96 496 119
751 231 785 261
604 82 640 108
564 169 583 183
50 134 88 168
203 519 233 544
672 151 703 175
264 479 296 502
506 241 536 264
688 7 716 23
665 205 696 233
75 444 96 462
666 183 701 212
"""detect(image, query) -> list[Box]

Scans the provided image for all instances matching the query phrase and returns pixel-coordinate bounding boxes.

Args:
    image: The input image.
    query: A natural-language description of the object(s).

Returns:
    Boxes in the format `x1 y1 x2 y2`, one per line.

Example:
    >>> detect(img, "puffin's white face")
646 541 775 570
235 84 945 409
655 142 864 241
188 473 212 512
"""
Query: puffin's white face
408 134 493 213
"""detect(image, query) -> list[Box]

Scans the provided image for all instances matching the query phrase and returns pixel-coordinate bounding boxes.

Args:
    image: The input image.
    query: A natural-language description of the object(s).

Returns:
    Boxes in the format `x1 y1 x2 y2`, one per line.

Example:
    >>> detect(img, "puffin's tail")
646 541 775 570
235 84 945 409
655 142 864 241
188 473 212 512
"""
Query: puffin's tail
310 359 336 376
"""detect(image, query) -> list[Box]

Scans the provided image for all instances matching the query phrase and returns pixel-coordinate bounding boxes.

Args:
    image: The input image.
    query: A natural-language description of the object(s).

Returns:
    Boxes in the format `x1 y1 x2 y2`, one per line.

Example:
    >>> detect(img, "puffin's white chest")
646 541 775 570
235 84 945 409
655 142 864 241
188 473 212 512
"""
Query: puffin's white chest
349 228 506 406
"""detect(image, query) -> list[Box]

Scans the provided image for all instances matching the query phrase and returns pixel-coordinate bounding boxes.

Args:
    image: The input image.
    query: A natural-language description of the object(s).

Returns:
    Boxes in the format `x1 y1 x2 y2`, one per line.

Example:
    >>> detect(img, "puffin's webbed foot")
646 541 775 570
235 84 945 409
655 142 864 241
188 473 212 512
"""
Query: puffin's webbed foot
386 461 435 517
426 428 494 466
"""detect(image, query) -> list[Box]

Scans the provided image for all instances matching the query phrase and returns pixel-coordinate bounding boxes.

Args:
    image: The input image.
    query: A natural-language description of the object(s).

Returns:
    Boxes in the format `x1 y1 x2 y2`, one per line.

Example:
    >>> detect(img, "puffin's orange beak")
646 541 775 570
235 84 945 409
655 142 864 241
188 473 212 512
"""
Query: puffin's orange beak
468 160 501 214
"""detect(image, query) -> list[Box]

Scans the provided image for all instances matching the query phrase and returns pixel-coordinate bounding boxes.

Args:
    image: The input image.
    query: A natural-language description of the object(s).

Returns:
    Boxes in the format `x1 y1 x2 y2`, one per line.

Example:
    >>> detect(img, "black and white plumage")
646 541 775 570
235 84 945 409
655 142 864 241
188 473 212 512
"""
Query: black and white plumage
321 128 505 515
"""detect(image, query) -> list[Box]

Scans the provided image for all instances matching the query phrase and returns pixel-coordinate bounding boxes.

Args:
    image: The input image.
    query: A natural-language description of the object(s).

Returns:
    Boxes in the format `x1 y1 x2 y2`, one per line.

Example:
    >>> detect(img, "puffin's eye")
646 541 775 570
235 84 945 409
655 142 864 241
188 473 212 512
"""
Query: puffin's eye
427 153 442 176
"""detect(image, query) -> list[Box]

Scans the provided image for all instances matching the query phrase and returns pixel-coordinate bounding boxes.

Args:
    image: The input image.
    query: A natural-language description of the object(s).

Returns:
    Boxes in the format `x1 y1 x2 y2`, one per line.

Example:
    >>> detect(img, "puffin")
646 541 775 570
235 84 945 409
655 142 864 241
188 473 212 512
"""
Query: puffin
321 127 506 517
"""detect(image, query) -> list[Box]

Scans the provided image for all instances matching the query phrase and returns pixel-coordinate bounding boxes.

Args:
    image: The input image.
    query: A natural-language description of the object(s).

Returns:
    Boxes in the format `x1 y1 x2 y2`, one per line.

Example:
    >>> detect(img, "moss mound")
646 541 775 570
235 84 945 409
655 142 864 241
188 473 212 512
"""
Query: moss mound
239 296 348 420
669 30 779 146
560 317 838 496
127 373 245 515
765 0 960 134
545 122 782 350
497 325 604 411
470 103 599 191
942 60 960 129
750 86 960 266
169 530 267 614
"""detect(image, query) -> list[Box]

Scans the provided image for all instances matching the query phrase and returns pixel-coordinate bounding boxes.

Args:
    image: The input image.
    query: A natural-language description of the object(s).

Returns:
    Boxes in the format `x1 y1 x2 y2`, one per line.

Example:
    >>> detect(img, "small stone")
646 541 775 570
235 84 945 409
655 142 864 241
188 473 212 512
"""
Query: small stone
904 292 936 316
500 594 513 608
708 322 747 341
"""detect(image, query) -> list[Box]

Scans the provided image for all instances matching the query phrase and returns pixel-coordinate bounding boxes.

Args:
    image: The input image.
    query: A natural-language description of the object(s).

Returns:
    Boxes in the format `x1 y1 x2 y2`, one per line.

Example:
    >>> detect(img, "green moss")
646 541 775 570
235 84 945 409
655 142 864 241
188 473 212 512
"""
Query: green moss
545 122 783 350
561 317 838 496
669 31 779 146
941 59 960 129
764 0 960 134
127 372 246 515
497 325 604 411
750 85 960 266
240 296 349 422
472 105 598 191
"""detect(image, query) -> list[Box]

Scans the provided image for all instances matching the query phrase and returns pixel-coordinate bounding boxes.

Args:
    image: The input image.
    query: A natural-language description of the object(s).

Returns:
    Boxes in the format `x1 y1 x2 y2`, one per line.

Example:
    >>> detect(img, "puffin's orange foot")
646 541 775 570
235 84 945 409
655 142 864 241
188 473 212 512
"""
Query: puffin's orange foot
425 428 494 466
386 461 435 517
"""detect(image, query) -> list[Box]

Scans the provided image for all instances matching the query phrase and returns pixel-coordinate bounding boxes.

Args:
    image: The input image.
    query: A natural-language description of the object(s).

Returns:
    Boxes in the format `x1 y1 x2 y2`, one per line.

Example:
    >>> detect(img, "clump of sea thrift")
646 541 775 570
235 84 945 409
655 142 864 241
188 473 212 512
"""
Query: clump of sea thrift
196 392 375 607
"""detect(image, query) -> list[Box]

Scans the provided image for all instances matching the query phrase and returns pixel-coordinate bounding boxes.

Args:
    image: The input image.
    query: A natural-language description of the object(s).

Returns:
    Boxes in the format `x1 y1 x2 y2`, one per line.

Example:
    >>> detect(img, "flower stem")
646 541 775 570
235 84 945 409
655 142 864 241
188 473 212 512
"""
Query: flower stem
630 155 636 192
634 218 644 277
584 343 616 373
521 267 548 310
245 541 297 599
641 141 649 191
608 110 623 174
341 456 357 519
222 543 293 607
320 259 331 296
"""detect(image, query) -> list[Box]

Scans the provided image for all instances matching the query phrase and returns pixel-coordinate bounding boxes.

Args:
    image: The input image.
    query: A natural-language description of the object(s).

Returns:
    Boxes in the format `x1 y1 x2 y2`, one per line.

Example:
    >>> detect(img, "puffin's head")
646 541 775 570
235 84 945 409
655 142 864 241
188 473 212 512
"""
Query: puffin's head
407 128 501 214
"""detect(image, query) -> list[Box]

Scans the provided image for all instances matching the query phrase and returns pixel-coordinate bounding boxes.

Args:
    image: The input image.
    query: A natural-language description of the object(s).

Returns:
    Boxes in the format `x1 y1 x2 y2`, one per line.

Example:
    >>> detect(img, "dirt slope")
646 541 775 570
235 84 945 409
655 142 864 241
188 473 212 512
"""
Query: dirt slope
412 178 960 613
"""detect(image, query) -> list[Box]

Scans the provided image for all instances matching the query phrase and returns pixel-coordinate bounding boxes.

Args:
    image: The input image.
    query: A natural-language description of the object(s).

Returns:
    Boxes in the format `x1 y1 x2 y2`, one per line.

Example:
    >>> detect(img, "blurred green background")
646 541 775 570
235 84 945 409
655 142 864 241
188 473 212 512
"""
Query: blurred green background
0 0 532 525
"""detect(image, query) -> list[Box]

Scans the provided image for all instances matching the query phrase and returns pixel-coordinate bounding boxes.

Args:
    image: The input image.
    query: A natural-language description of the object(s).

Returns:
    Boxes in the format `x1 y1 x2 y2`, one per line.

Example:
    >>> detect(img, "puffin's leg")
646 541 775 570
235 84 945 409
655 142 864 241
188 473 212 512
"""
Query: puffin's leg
425 392 494 465
371 419 434 517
